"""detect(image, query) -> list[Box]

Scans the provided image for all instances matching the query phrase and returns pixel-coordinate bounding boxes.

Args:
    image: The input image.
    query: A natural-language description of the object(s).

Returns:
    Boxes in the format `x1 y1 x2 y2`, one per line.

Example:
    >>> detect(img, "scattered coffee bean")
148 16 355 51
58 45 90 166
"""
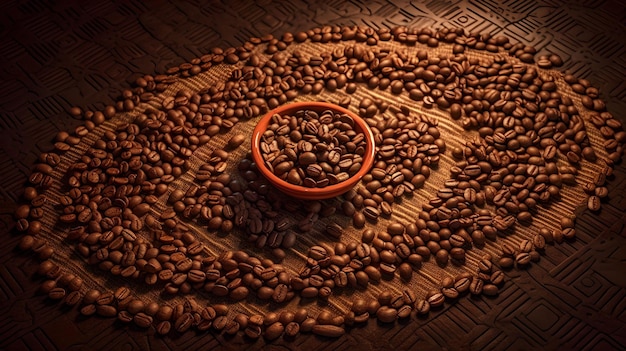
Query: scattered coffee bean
227 133 246 149
587 195 601 211
311 324 345 337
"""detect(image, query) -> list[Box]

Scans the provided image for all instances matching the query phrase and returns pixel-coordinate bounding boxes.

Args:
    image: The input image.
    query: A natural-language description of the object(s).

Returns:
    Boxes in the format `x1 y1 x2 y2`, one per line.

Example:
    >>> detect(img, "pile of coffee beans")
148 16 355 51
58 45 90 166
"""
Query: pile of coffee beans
14 24 625 341
342 103 444 225
260 108 367 187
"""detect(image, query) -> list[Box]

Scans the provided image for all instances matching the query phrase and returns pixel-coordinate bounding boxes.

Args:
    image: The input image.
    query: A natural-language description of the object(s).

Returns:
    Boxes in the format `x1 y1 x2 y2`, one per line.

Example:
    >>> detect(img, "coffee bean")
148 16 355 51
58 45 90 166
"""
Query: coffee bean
360 266 379 282
376 306 398 323
174 312 194 333
156 321 171 335
387 222 405 236
453 276 471 293
213 315 229 330
489 269 505 286
114 286 131 301
243 325 262 339
311 324 345 337
515 252 531 266
363 206 380 221
560 217 575 229
435 249 449 266
226 133 246 149
80 304 97 316
133 313 153 328
469 278 483 295
587 195 601 211
353 212 366 227
222 320 239 335
414 299 429 315
519 240 533 253
96 305 118 317
562 227 576 239
265 322 284 340
48 287 66 300
284 321 300 337
18 235 35 250
483 284 499 296
595 186 608 198
298 286 316 298
63 290 82 306
309 246 327 260
442 287 459 299
230 286 249 300
497 255 514 268
357 229 376 243
272 284 289 303
325 223 343 238
427 292 445 308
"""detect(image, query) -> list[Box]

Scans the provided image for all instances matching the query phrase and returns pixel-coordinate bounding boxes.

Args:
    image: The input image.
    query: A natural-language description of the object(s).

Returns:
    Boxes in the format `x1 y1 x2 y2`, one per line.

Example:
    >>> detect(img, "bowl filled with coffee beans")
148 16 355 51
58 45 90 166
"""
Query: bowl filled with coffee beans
251 101 376 200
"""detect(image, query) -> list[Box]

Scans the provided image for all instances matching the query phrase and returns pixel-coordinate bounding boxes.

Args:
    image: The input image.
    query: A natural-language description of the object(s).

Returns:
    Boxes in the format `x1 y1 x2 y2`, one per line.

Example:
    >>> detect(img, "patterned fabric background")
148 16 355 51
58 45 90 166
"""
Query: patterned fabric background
0 1 624 350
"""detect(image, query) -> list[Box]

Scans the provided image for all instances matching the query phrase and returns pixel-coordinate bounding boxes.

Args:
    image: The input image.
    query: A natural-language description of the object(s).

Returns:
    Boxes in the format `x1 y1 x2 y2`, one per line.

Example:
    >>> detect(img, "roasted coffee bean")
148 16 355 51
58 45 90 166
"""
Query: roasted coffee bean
311 324 345 337
415 299 430 315
309 246 327 260
174 312 194 333
398 262 413 281
560 217 575 229
435 249 449 266
376 306 398 323
284 321 300 337
519 240 533 253
483 284 499 296
244 325 263 339
490 270 505 285
222 320 240 335
96 305 118 317
427 292 445 308
353 212 366 227
387 222 405 236
587 195 601 211
227 134 246 149
212 316 229 330
48 287 66 300
562 227 576 239
265 322 284 340
325 223 343 238
80 304 97 316
155 321 171 335
133 313 153 328
363 206 380 221
453 276 471 293
515 252 531 266
272 284 289 303
469 278 483 295
442 287 459 299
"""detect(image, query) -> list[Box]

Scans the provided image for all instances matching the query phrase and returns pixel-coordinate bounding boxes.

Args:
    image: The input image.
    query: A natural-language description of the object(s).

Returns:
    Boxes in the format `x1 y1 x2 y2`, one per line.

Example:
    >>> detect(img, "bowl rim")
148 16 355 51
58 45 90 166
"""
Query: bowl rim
251 101 376 199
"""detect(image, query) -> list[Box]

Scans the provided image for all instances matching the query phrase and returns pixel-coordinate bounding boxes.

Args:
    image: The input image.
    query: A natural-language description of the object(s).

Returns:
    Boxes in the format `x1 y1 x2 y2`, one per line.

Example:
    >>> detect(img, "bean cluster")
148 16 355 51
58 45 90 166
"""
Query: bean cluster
260 109 367 187
14 24 625 341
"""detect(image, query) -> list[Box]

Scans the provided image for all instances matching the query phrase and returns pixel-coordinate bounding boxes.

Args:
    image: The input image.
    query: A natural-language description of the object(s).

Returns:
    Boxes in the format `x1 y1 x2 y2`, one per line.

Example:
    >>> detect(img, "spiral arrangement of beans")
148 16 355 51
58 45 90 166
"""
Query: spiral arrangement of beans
14 25 624 340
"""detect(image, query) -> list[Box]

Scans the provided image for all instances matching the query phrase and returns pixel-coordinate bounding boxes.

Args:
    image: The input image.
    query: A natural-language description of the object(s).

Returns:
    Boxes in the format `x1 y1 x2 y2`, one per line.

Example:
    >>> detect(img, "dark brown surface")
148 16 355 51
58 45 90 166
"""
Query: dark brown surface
1 1 625 350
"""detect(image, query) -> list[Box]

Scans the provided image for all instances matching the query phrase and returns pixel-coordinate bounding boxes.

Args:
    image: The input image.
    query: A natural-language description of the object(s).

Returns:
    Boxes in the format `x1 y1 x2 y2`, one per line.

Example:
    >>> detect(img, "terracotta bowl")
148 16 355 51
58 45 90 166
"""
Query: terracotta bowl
251 101 376 200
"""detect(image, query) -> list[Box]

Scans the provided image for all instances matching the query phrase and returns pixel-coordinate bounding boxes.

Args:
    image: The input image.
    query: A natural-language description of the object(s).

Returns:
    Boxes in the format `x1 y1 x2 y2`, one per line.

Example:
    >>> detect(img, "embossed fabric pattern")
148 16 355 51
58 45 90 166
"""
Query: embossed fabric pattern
0 1 625 351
